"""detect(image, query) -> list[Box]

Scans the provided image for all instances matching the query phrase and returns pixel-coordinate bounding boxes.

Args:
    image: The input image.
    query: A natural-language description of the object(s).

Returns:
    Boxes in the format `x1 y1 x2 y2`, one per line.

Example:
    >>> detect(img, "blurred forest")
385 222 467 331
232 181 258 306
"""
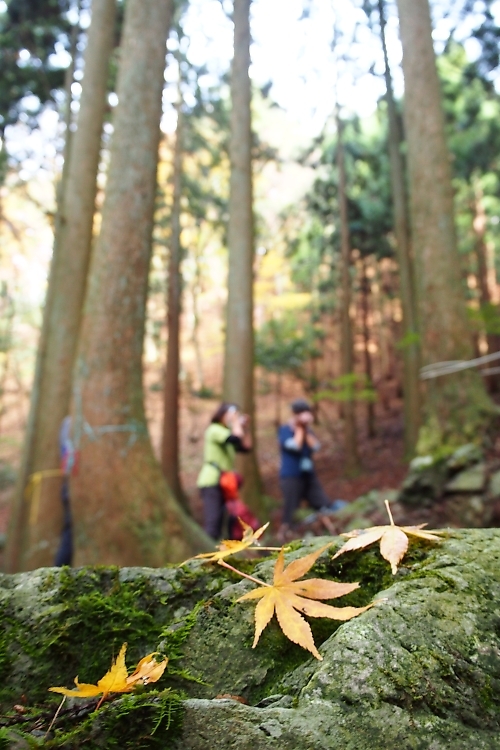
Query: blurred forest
1 0 500 570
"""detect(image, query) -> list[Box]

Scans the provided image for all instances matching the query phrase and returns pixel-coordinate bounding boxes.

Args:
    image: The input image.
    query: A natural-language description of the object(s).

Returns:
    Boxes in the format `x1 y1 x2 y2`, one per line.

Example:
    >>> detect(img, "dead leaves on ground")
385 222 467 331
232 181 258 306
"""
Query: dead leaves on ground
234 543 372 660
49 643 168 709
332 499 444 574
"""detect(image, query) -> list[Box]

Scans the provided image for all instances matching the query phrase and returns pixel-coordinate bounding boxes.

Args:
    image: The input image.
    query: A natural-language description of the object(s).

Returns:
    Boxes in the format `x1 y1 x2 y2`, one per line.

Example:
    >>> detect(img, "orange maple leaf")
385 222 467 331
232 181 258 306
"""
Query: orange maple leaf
332 500 444 574
187 521 271 563
49 644 168 708
235 543 372 660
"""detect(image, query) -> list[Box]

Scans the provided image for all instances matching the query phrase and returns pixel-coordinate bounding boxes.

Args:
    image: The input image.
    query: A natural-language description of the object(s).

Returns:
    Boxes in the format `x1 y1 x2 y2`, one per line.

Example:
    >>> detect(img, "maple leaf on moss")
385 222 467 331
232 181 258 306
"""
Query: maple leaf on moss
234 543 373 660
49 644 168 708
187 521 272 563
332 500 444 574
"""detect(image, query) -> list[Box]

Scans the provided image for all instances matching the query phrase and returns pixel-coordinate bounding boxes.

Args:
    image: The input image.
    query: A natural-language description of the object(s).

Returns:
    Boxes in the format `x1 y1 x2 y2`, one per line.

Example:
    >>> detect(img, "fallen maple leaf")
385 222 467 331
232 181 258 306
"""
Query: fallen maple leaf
234 543 372 660
49 644 168 708
332 499 444 574
126 652 168 687
186 521 273 563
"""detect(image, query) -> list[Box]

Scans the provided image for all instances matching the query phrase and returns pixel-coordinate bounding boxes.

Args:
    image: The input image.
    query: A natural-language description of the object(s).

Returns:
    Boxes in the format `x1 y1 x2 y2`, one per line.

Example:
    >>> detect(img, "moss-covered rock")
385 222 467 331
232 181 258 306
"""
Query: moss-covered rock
0 531 500 748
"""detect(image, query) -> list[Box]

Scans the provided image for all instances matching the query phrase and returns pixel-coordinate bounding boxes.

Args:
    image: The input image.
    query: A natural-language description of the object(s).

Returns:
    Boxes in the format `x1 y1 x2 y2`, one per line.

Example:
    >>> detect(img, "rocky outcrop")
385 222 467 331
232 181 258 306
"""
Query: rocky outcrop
1 530 500 748
394 443 500 529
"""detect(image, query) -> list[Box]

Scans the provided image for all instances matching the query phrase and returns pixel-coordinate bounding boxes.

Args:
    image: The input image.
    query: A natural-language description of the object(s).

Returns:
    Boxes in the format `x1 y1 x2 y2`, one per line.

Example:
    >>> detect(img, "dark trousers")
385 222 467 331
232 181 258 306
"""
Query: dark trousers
200 485 225 540
54 478 73 567
280 472 331 525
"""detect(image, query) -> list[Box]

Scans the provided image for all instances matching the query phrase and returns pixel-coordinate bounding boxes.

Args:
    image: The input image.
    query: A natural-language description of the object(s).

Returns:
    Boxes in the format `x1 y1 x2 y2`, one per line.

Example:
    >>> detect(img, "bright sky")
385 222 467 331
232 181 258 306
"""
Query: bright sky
182 0 500 137
4 0 500 175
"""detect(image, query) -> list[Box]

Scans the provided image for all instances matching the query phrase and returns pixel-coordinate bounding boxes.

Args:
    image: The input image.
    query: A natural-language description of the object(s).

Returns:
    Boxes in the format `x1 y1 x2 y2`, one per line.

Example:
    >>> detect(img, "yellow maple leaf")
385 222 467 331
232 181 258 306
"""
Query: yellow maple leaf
236 543 372 660
187 521 270 563
332 500 444 574
49 644 168 708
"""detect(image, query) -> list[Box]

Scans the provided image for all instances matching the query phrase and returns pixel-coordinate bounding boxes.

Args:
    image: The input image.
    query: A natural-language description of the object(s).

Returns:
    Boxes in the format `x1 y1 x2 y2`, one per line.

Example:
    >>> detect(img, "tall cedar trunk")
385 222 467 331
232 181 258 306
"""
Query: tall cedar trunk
379 0 420 456
337 115 360 474
70 0 210 566
361 258 376 438
473 181 500 391
161 97 190 511
223 0 263 515
5 0 117 573
396 0 491 453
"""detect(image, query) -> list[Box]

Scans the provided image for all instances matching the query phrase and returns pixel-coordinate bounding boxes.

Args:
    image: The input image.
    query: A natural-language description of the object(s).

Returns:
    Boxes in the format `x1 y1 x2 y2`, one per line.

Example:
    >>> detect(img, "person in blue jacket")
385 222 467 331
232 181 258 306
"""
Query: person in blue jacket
278 399 335 537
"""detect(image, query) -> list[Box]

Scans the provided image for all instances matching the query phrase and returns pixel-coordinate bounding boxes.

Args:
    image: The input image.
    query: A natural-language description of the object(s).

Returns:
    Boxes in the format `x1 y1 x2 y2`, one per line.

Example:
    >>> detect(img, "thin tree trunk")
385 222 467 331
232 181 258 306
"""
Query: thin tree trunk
473 180 500 391
223 0 263 514
161 94 190 511
379 0 420 456
337 114 360 474
5 0 117 573
396 0 491 453
361 257 376 438
70 0 210 567
274 371 282 429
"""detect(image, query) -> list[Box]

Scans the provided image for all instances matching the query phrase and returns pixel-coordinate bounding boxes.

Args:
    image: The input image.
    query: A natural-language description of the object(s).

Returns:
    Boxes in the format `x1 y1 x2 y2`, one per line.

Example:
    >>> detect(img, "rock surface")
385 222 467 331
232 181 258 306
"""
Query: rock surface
0 530 500 748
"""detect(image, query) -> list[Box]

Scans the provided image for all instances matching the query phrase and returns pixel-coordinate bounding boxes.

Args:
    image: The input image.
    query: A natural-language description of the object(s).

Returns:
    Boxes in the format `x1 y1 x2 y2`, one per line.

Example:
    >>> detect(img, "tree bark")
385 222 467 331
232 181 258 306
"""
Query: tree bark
223 0 263 514
472 180 500 391
396 0 491 454
70 0 210 567
161 95 190 512
378 0 420 457
5 0 117 573
337 115 360 474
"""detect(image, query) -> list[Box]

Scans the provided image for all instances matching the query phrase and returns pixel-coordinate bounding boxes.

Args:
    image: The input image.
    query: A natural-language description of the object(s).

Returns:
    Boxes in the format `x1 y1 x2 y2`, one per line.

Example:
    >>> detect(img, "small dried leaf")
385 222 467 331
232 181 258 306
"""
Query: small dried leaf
126 652 168 687
332 501 444 574
186 522 269 564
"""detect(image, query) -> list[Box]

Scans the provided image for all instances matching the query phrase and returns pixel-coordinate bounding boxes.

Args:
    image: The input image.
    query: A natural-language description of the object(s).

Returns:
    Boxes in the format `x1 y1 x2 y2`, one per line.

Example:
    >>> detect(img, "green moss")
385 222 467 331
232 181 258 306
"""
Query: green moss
0 568 167 708
44 689 185 749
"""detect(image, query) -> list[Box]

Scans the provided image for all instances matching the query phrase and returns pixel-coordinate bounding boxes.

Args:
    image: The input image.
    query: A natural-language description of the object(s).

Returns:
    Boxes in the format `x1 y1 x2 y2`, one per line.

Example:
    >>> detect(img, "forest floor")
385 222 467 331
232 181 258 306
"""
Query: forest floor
0 373 408 543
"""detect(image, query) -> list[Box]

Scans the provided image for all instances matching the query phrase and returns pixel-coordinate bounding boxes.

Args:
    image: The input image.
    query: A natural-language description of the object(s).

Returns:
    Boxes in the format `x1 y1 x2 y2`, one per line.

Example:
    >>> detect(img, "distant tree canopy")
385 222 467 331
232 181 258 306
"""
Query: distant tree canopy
0 0 72 134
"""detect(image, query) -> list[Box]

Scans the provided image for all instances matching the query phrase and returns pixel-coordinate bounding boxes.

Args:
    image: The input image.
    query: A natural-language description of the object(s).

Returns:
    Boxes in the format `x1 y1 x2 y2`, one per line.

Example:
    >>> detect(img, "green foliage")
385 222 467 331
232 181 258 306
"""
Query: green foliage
396 331 421 350
467 303 500 335
315 373 377 404
255 316 323 378
0 0 72 134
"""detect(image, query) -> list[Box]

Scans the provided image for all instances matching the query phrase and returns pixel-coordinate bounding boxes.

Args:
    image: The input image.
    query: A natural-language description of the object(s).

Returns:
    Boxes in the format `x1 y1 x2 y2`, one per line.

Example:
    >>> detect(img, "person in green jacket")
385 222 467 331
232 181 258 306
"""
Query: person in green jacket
197 402 252 539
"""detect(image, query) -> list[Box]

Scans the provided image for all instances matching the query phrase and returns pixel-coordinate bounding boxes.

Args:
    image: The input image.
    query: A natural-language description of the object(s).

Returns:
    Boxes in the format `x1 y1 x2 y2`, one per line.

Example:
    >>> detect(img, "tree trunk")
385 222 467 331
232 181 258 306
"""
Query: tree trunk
473 180 500 391
161 95 190 512
337 114 360 474
223 0 263 515
379 0 420 457
361 257 376 439
396 0 491 454
191 240 205 392
5 0 117 573
70 0 210 567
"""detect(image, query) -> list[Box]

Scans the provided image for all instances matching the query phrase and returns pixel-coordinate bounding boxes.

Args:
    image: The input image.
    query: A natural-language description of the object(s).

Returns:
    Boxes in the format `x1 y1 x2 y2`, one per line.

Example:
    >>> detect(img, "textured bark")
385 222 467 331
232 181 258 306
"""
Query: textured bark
223 0 263 514
337 116 360 474
379 0 420 456
472 183 500 392
5 0 117 573
396 0 491 453
161 99 189 512
70 0 210 566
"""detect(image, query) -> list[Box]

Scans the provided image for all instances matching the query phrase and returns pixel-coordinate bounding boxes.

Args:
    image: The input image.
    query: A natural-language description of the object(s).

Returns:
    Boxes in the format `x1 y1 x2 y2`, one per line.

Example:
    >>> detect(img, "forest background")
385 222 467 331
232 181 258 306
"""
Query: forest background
1 0 500 570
